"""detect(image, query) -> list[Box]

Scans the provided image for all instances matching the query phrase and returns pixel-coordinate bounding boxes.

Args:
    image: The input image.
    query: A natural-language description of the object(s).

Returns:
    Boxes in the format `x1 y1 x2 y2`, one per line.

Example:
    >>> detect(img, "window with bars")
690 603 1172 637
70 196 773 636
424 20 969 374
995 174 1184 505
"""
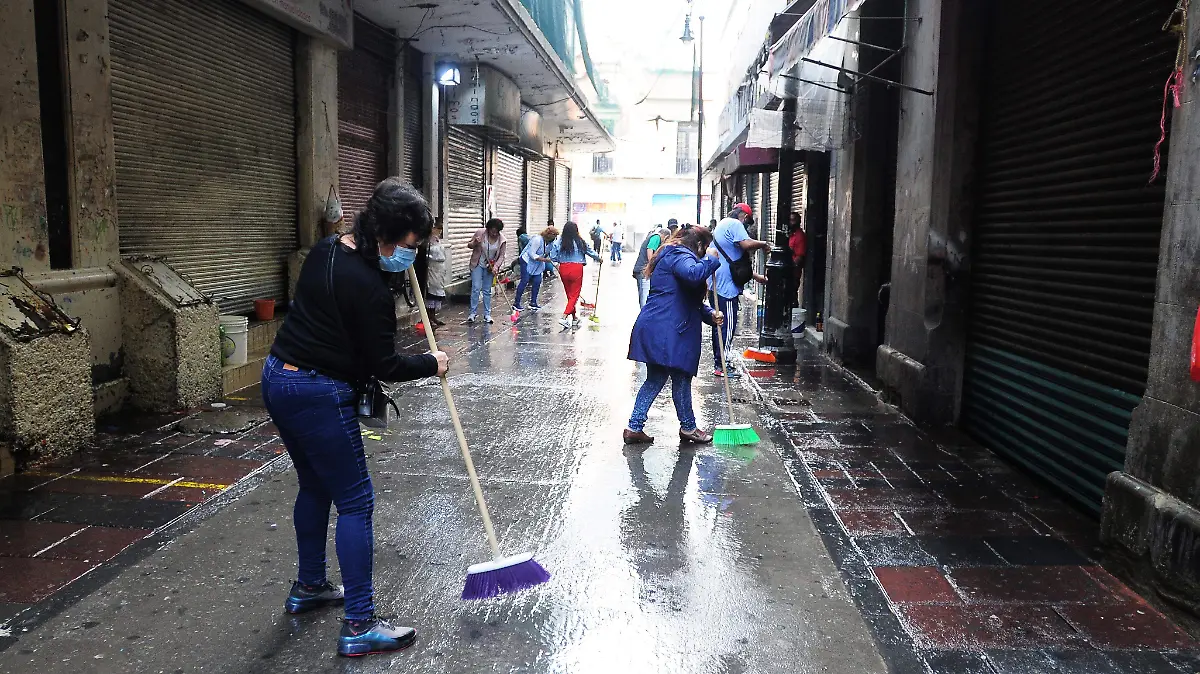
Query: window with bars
676 122 698 175
592 153 614 175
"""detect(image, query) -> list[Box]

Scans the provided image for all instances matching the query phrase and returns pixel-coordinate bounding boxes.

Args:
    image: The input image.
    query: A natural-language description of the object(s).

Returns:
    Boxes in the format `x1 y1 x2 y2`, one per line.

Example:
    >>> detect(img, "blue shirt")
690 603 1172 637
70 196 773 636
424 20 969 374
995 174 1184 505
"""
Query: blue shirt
708 217 750 299
520 237 550 275
549 237 601 264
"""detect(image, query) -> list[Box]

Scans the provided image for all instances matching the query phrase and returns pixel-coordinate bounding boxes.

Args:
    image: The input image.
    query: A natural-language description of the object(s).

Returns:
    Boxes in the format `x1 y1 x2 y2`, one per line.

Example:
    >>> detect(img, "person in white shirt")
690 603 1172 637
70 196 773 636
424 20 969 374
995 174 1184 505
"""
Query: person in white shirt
609 223 625 263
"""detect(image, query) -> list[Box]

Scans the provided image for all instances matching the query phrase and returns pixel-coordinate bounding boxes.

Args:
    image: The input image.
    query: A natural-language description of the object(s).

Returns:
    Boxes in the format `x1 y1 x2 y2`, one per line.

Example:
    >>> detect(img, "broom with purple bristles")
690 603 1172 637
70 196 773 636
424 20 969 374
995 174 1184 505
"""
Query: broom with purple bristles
407 267 551 599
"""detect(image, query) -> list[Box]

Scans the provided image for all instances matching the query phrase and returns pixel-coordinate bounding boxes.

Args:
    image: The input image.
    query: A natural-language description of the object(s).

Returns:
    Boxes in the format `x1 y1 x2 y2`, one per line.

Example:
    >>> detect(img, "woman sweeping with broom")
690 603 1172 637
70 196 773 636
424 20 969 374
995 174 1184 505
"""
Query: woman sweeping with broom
623 226 724 445
264 178 447 657
549 221 602 330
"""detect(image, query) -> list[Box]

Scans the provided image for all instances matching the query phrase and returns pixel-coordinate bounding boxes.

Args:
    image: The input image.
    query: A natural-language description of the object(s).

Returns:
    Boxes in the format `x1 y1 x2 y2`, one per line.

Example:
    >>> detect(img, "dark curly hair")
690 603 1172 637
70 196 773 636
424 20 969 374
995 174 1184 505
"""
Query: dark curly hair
351 178 432 261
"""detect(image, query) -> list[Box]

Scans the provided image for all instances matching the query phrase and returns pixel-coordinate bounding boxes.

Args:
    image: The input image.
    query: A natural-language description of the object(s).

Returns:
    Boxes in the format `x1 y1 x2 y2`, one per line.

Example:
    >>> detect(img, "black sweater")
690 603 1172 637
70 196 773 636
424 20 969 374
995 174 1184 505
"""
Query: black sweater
271 236 438 385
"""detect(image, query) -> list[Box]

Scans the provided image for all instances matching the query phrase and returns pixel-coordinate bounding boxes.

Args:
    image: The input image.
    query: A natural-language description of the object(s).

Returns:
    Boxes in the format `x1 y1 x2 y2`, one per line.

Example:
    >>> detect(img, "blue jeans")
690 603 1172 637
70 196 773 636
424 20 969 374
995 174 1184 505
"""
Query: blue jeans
628 364 696 432
637 277 650 308
470 264 494 317
712 294 740 370
261 356 375 620
610 242 622 262
514 260 543 309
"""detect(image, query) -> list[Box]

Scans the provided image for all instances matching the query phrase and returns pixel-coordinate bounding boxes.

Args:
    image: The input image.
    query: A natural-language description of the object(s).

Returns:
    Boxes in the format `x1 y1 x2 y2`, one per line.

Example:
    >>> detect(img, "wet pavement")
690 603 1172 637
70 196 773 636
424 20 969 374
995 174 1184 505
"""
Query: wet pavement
0 263 1196 673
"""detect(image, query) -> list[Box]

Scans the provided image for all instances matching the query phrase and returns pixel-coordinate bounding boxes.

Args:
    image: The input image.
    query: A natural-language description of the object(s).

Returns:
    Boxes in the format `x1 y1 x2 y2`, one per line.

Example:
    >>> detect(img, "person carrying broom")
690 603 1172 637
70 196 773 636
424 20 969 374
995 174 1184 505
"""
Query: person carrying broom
623 226 724 445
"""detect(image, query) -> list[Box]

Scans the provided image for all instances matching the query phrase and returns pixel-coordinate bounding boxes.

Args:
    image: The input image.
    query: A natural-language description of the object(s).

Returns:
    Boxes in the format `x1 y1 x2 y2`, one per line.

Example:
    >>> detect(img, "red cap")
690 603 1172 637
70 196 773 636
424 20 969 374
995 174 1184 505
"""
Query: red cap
734 203 752 215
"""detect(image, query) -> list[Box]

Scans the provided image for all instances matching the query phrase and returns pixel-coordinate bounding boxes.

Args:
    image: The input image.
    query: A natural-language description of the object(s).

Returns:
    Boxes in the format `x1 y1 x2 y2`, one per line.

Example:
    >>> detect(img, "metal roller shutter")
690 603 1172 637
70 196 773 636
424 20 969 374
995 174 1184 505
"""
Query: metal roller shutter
961 0 1175 512
338 17 393 224
446 127 486 279
553 162 572 226
527 159 551 231
110 0 296 313
767 171 780 242
402 48 424 189
792 162 807 217
749 174 762 233
491 146 524 259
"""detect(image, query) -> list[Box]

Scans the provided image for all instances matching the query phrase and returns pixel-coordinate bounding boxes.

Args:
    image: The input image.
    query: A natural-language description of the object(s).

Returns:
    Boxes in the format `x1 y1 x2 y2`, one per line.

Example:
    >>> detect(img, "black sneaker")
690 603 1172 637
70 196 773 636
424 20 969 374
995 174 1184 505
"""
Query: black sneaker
338 616 417 657
284 580 345 614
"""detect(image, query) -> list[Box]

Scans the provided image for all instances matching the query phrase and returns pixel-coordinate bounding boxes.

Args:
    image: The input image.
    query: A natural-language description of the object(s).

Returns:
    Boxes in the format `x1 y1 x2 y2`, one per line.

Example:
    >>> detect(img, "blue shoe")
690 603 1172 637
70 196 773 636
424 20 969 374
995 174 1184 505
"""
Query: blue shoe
338 617 417 657
284 580 344 614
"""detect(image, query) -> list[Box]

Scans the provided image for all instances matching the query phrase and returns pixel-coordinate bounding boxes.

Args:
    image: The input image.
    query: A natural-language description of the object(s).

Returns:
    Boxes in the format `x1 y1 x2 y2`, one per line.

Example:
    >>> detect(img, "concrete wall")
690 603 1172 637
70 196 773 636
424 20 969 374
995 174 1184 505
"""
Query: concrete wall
1101 0 1200 629
0 329 93 465
0 0 51 274
292 35 339 300
875 0 983 425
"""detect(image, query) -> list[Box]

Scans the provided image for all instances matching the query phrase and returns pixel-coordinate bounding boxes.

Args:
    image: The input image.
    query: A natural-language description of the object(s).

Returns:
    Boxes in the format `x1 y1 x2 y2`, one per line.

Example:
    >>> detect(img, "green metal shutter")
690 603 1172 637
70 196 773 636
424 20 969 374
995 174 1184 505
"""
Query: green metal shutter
337 17 393 223
446 127 486 279
962 0 1176 512
110 0 296 313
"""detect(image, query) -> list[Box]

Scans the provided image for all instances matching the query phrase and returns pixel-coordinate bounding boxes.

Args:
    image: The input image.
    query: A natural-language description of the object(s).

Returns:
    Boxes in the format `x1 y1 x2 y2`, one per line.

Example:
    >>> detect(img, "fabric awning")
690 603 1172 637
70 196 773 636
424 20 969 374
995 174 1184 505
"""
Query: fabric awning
766 0 865 150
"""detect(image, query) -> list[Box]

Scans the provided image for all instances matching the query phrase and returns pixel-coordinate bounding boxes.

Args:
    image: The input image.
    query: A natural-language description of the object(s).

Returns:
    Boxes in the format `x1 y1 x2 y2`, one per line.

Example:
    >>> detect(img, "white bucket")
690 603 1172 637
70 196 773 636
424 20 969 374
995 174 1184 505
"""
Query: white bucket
219 315 249 366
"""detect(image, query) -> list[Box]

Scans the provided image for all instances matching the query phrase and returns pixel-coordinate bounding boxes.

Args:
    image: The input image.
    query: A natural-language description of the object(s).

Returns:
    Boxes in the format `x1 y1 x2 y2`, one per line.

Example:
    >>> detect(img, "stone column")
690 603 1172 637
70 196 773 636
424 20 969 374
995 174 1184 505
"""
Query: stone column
876 0 984 425
1101 0 1200 628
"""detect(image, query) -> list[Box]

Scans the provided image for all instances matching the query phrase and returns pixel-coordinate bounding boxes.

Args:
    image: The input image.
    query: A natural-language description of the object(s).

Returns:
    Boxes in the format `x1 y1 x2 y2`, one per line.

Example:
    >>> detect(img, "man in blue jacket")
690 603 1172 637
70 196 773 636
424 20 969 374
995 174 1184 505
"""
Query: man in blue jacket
708 203 771 377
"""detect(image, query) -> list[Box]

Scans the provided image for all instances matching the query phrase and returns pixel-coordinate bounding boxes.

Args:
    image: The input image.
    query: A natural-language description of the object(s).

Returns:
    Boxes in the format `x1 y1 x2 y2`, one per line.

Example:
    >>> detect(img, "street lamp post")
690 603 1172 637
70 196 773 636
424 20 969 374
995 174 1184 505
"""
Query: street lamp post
681 14 704 225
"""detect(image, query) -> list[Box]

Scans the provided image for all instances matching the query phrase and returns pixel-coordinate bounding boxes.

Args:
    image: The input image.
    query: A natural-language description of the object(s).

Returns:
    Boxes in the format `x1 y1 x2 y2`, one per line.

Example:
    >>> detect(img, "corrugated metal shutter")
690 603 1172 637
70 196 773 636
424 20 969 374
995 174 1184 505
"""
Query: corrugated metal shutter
767 171 780 242
446 127 486 279
749 174 762 233
110 0 296 313
553 161 572 226
961 0 1174 513
527 159 551 231
402 48 423 189
491 145 524 259
792 162 807 216
338 17 393 224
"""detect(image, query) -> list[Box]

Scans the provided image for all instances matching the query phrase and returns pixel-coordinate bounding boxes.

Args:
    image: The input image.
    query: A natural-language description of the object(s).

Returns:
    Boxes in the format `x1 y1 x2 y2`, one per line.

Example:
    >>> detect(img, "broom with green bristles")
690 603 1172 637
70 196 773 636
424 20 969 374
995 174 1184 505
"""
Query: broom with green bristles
711 288 760 446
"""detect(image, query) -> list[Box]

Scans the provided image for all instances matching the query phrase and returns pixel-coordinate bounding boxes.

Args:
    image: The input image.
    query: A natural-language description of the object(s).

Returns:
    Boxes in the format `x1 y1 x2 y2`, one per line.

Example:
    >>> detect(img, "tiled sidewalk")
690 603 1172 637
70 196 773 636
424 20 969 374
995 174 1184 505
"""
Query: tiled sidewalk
0 404 284 632
740 338 1200 673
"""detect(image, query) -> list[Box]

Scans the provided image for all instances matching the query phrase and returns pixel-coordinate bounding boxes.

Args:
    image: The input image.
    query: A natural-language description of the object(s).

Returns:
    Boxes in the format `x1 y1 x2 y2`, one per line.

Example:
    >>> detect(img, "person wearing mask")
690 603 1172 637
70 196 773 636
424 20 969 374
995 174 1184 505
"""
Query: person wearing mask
624 226 724 444
465 218 507 324
608 223 625 263
550 221 602 329
425 221 450 327
514 225 558 312
264 179 449 657
709 203 772 378
631 225 670 308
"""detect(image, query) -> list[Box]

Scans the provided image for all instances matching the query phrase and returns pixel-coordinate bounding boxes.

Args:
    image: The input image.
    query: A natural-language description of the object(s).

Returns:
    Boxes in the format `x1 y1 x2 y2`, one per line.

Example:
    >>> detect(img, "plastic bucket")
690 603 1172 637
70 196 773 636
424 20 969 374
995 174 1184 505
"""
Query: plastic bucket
219 315 249 366
254 299 276 321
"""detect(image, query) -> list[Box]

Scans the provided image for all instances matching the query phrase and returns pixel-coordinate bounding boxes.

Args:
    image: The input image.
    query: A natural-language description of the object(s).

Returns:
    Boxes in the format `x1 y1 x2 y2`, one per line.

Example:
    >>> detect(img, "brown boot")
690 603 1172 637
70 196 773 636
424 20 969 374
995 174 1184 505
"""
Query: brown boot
623 429 654 444
679 428 713 444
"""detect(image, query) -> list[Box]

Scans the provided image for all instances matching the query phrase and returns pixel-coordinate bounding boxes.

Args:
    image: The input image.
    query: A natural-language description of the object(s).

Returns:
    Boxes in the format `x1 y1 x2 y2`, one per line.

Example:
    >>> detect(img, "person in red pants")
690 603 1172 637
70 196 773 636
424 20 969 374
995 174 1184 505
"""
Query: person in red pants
549 221 602 329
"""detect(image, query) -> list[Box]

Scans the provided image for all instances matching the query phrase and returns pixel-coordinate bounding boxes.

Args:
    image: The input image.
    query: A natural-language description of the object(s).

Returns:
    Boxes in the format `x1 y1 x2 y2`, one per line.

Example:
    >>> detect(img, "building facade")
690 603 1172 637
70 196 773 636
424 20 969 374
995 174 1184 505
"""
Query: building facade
0 0 610 467
707 0 1200 628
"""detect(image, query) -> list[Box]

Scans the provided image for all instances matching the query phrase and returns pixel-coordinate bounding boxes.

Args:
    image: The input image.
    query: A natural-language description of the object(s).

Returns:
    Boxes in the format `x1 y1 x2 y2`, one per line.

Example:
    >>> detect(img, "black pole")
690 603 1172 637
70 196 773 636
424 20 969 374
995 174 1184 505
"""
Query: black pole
696 16 704 225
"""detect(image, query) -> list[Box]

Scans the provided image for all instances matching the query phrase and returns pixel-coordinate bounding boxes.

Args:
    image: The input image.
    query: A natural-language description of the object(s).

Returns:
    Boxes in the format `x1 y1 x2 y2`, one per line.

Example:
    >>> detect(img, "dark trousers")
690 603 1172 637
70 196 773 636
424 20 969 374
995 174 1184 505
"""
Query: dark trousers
711 294 740 370
262 356 376 620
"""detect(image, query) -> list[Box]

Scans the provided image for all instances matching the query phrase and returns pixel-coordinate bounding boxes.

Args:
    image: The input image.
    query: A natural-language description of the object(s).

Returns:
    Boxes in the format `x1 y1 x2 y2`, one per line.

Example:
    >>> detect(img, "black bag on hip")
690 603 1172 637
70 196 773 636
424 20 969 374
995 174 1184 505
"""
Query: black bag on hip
715 240 753 288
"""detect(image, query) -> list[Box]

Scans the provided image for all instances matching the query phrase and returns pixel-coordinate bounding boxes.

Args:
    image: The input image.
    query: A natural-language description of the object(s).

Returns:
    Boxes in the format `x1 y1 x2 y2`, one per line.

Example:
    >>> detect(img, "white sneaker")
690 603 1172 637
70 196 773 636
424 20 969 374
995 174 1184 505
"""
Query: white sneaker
573 318 583 328
485 316 494 324
558 317 572 329
465 315 477 324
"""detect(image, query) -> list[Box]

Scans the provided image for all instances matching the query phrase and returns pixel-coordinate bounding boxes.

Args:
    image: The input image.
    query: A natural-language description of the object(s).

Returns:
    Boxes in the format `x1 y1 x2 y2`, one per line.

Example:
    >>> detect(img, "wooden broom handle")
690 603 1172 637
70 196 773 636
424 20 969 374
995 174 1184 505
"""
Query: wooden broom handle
407 267 502 559
711 288 736 424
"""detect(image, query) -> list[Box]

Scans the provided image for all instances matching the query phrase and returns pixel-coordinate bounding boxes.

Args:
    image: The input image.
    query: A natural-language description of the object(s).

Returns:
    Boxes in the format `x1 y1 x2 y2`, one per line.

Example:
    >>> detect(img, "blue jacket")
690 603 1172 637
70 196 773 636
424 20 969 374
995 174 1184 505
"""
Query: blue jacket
520 237 551 275
627 245 721 375
549 236 601 264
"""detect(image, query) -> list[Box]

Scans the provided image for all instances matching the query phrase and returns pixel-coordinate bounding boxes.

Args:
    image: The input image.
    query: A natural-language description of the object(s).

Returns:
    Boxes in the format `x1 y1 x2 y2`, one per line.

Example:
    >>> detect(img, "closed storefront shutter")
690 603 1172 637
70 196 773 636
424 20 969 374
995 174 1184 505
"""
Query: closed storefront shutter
446 127 486 279
553 162 572 226
338 17 393 223
527 159 551 231
767 171 780 242
402 48 423 189
961 0 1175 512
491 146 524 258
110 0 296 313
749 174 762 233
791 162 807 217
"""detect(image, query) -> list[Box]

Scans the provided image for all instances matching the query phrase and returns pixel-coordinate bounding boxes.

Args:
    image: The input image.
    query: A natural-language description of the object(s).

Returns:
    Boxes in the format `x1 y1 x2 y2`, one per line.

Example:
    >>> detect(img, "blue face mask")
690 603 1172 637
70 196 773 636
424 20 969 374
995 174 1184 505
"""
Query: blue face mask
380 246 418 272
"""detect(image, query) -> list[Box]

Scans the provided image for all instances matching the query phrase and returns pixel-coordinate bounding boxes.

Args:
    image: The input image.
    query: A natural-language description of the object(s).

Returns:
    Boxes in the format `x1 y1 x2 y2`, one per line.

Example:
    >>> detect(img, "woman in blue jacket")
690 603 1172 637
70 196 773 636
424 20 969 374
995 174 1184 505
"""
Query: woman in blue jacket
624 226 724 444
